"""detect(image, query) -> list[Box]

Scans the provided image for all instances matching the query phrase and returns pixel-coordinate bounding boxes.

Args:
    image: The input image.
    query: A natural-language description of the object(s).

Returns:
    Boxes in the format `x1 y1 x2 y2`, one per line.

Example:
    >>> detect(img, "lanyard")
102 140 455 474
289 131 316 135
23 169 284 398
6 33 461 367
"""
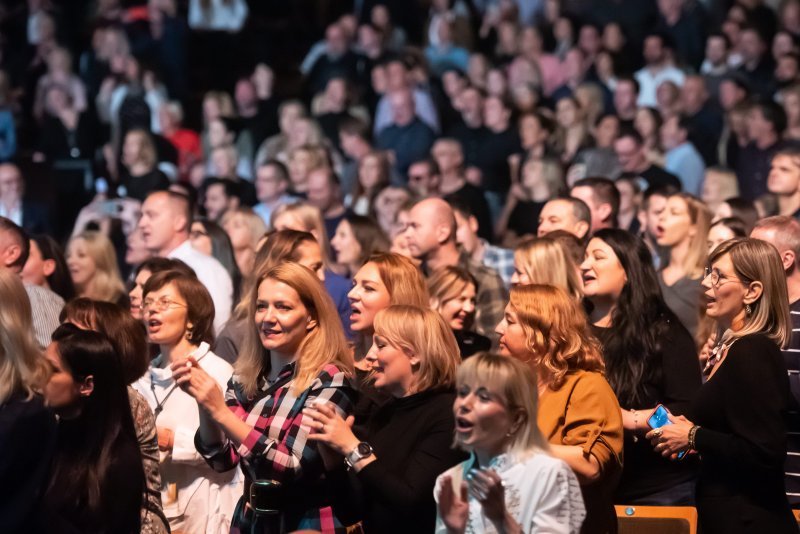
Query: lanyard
149 345 208 418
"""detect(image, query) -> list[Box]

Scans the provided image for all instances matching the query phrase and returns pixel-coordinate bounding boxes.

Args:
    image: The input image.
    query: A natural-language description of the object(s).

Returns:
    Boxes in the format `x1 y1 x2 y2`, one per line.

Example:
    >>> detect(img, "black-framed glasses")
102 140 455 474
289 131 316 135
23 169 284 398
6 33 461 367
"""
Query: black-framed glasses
703 267 744 288
141 297 188 313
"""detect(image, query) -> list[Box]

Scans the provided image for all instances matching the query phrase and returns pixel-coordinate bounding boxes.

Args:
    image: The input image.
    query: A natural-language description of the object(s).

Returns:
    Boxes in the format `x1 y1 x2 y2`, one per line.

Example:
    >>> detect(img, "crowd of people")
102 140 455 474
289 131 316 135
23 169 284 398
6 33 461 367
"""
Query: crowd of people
3 0 800 533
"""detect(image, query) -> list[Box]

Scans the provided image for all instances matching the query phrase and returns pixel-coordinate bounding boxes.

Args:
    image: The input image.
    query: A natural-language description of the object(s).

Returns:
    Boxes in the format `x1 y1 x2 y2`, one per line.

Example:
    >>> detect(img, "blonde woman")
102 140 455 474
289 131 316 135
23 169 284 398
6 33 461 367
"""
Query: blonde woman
120 129 170 201
435 353 586 533
496 284 623 533
303 305 466 533
657 193 712 337
0 268 55 532
647 238 796 533
271 202 353 335
428 266 490 358
221 207 267 277
176 262 356 532
66 230 127 304
700 167 739 215
511 236 583 299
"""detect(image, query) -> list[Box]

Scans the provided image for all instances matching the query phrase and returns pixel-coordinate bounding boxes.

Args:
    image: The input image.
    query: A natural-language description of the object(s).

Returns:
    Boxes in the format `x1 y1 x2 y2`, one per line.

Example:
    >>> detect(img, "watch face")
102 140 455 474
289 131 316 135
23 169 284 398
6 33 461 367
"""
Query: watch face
357 442 372 455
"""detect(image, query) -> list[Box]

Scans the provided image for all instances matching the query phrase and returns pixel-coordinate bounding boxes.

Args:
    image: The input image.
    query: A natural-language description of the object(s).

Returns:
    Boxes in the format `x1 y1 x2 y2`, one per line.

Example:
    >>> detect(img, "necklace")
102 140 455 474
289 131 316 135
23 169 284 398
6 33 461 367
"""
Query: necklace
703 338 731 378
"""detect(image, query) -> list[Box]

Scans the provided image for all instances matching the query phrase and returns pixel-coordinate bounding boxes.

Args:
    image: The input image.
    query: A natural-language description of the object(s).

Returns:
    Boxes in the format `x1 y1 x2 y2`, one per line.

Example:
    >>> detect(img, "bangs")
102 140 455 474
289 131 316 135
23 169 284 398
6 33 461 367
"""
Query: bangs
456 354 513 406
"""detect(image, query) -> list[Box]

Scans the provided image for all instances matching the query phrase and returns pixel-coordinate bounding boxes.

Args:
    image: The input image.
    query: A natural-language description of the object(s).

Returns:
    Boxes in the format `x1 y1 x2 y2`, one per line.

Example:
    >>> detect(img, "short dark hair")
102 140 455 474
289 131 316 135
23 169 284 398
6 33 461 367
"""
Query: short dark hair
143 270 215 345
707 31 731 50
616 76 640 95
338 116 371 141
203 177 239 200
643 183 680 209
258 159 290 183
573 177 621 228
409 157 440 177
616 126 644 146
0 216 29 270
750 98 787 135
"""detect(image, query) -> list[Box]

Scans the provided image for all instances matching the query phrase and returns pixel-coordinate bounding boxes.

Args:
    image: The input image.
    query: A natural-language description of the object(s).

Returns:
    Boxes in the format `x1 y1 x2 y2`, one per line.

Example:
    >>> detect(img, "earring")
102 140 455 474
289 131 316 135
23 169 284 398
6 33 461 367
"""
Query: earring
745 304 752 315
185 325 193 340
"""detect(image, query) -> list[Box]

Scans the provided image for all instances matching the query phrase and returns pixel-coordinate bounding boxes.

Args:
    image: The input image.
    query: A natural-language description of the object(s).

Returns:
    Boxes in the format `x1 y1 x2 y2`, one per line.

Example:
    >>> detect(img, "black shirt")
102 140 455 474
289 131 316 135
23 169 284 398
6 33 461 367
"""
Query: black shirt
475 127 522 193
591 317 702 503
640 164 682 190
735 140 784 201
338 388 467 533
507 199 546 239
444 183 494 242
690 334 796 533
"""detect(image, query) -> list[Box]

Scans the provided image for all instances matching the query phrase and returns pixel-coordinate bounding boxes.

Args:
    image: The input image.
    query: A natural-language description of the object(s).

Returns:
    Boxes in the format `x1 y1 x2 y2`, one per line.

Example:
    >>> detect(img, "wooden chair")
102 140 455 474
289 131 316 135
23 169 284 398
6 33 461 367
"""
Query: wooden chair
615 505 698 534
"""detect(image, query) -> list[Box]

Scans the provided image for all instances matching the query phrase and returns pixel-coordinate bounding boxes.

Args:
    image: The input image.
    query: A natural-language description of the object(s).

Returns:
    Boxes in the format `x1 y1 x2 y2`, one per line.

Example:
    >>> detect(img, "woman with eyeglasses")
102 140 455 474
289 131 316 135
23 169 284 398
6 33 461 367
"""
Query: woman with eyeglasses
647 238 797 533
133 270 242 534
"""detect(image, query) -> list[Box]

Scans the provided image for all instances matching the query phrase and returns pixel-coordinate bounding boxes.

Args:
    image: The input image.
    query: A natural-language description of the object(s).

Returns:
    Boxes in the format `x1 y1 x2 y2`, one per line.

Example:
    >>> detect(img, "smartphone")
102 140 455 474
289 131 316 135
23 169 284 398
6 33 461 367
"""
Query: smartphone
98 199 123 216
647 404 687 459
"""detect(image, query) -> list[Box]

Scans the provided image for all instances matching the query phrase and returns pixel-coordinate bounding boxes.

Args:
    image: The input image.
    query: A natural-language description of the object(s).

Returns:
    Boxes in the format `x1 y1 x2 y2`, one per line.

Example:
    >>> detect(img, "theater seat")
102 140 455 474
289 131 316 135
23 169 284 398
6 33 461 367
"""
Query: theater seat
615 505 698 534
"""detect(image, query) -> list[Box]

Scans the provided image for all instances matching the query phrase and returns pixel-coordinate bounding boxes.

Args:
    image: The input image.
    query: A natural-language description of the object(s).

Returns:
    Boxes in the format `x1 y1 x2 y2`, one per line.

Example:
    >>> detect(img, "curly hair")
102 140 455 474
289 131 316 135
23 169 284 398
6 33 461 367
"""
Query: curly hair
508 284 604 390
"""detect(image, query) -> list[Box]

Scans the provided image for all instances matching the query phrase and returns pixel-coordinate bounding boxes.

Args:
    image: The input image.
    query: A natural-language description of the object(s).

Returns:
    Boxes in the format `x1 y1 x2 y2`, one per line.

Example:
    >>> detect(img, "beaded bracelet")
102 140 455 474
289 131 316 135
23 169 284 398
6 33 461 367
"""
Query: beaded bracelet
688 425 700 450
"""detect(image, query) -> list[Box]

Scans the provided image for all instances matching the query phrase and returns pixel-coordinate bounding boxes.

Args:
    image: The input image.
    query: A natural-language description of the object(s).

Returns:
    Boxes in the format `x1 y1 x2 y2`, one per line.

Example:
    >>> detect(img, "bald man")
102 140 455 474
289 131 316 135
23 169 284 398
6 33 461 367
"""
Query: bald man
139 191 232 332
404 198 507 346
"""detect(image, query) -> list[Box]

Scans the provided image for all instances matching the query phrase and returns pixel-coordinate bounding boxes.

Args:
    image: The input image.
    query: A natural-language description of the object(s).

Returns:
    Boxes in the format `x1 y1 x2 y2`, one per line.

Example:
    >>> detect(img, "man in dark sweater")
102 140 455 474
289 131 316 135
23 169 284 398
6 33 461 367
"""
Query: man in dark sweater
614 129 681 190
735 99 787 200
376 89 436 176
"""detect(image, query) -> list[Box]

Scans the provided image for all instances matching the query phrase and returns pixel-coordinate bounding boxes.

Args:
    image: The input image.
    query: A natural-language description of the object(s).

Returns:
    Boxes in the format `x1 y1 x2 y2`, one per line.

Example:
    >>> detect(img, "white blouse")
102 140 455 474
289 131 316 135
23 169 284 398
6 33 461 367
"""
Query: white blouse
133 343 243 533
434 451 586 534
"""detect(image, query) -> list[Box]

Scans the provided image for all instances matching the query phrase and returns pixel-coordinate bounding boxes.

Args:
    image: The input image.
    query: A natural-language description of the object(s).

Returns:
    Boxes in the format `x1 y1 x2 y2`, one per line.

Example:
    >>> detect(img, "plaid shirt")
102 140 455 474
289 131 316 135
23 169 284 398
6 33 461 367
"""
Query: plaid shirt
456 251 508 349
197 362 356 532
480 240 514 289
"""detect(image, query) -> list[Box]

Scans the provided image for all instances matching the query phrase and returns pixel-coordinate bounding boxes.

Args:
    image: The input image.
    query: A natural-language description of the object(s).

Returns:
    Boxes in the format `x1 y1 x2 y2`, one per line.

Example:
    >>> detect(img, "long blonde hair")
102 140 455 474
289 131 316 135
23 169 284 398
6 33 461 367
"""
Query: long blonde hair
514 236 582 299
456 353 549 457
373 305 460 394
369 252 430 307
0 269 48 404
68 231 126 303
709 238 792 347
509 284 605 389
235 262 353 396
667 193 712 280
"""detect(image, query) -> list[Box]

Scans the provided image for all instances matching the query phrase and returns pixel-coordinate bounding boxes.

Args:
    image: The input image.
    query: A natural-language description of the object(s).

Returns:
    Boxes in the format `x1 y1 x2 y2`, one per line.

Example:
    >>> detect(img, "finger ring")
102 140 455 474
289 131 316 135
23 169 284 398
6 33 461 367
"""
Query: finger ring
653 428 663 437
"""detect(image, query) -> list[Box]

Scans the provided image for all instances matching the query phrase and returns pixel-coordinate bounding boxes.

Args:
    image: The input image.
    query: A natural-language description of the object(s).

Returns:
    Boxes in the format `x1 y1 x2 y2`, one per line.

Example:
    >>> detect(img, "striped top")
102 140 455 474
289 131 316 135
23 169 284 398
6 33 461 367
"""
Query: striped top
782 299 800 507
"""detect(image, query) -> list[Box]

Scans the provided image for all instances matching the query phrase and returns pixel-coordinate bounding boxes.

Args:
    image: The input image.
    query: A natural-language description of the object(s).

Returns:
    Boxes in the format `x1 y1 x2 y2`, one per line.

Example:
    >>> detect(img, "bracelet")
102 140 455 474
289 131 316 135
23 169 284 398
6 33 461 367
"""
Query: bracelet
688 425 700 450
631 410 639 442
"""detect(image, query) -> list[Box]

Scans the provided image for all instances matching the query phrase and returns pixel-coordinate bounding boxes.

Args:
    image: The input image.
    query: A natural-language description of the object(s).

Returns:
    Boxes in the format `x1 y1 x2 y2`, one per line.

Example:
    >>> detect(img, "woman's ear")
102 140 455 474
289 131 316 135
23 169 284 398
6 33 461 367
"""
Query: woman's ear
510 409 527 436
307 317 317 330
79 376 94 397
41 258 56 277
744 280 764 305
407 350 421 368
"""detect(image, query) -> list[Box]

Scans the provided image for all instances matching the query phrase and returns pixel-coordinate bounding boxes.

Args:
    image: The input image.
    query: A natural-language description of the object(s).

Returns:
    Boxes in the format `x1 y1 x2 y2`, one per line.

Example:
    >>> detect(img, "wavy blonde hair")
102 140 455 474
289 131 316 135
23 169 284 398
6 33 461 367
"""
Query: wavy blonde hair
514 236 582 299
373 305 460 394
0 269 48 404
456 353 549 457
508 284 604 390
427 265 476 311
236 262 353 397
68 231 126 303
709 238 792 348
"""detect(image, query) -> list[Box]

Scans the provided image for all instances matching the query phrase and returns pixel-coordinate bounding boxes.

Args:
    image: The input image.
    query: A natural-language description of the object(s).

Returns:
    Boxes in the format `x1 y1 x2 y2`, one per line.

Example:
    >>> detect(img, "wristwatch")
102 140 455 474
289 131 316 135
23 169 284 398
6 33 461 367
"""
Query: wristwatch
345 442 374 468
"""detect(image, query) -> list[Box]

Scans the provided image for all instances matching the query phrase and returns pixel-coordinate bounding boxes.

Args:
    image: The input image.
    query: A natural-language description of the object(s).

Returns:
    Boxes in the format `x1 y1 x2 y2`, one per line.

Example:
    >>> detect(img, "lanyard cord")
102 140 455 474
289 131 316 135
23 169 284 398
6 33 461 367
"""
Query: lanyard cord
149 345 207 418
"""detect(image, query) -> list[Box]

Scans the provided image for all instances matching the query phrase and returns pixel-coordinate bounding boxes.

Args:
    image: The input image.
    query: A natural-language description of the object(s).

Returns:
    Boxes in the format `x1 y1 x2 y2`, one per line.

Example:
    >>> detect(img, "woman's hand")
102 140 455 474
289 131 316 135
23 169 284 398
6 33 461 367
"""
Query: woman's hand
157 426 174 452
646 414 694 460
467 468 507 524
303 401 358 456
438 475 468 534
171 356 227 417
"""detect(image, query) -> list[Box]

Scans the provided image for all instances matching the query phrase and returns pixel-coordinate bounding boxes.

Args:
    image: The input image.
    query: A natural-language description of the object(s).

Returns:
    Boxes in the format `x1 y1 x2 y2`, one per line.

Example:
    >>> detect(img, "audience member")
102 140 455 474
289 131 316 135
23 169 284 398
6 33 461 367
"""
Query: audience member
220 207 267 277
661 115 705 196
178 262 355 531
252 160 296 226
66 230 127 305
139 191 233 333
428 266 491 358
582 229 702 504
648 238 796 532
330 214 389 278
435 353 586 532
497 284 623 533
570 177 621 231
404 198 507 345
537 198 592 241
451 200 514 287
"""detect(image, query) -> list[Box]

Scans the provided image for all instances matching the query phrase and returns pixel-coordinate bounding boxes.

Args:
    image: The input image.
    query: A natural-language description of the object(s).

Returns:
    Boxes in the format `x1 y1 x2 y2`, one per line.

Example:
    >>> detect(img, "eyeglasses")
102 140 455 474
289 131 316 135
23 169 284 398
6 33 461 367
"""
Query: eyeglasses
141 297 187 313
703 267 744 288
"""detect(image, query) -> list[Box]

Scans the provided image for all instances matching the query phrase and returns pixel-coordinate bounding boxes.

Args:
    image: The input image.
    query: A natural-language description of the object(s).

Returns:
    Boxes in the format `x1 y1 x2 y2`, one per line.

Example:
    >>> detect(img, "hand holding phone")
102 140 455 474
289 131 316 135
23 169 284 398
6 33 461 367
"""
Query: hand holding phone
647 405 687 459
